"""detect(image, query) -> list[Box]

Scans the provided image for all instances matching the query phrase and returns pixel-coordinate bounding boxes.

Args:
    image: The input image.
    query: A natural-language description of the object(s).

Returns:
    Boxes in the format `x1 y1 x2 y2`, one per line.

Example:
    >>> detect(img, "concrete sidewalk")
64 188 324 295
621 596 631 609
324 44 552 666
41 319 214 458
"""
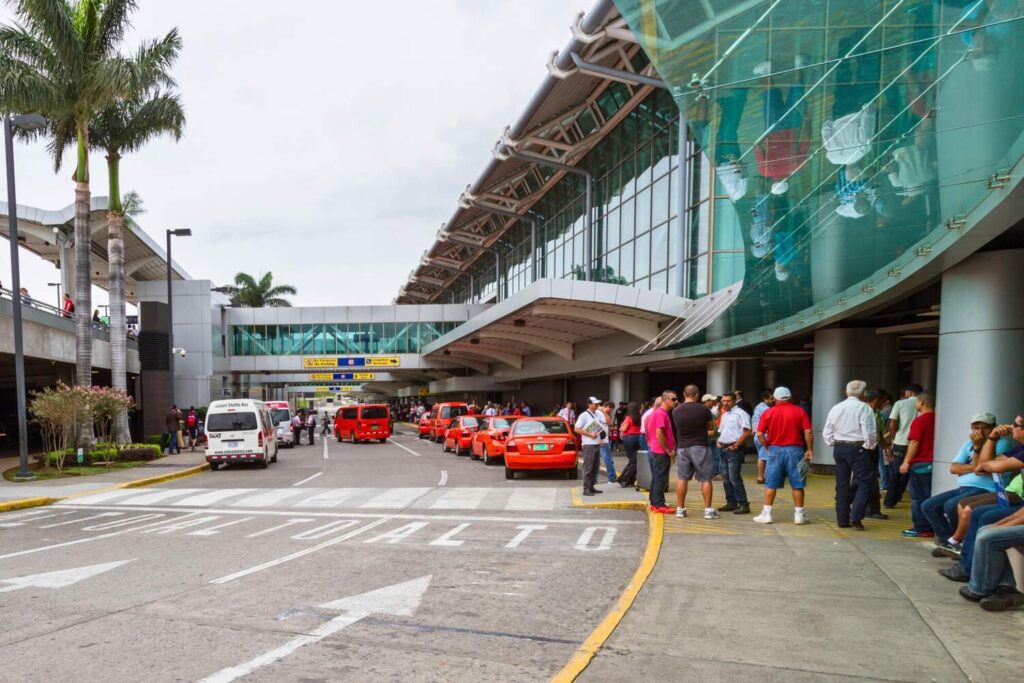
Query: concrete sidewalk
578 466 1016 682
0 450 208 504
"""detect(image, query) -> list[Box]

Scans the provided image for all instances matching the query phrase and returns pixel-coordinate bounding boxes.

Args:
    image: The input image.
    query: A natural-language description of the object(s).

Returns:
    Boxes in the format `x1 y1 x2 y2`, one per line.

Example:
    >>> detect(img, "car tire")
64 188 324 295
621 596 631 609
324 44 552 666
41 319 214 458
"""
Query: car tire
209 461 219 471
505 467 514 480
272 445 279 463
442 440 451 453
350 432 357 445
469 447 478 461
336 431 342 443
259 453 269 469
482 449 491 466
564 466 578 479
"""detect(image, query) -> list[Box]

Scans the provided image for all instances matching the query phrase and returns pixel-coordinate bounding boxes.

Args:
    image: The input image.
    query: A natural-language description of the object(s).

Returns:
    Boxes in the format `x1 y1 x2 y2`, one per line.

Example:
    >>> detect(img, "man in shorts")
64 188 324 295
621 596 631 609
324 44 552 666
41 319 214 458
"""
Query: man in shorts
754 386 813 525
671 385 719 519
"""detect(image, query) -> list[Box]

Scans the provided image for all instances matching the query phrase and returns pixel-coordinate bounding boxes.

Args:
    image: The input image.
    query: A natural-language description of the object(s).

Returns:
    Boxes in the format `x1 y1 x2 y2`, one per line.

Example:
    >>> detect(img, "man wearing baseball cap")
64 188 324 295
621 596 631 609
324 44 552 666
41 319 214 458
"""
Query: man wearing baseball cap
753 386 814 525
923 411 1016 559
575 396 607 496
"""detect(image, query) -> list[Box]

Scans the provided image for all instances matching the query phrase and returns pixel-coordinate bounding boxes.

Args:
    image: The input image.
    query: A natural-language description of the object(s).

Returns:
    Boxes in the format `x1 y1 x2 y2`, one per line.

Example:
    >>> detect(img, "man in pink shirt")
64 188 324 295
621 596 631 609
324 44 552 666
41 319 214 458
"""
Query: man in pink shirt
647 390 679 513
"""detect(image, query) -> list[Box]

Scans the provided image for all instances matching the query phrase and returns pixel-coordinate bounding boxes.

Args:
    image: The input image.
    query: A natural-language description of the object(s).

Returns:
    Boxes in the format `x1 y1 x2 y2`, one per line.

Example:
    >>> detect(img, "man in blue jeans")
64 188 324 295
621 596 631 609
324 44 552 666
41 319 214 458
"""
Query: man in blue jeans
923 412 1015 556
960 521 1024 611
716 392 752 514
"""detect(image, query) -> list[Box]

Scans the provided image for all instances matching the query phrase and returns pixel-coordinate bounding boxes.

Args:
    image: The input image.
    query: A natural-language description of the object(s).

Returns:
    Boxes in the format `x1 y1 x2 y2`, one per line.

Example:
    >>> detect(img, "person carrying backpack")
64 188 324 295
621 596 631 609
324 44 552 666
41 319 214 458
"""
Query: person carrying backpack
186 407 199 451
306 411 317 444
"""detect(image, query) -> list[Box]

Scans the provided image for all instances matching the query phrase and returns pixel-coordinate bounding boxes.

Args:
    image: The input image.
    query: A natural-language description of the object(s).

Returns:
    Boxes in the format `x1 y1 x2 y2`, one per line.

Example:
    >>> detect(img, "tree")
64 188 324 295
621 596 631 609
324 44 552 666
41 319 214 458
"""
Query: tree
91 87 185 444
217 272 297 307
0 0 179 446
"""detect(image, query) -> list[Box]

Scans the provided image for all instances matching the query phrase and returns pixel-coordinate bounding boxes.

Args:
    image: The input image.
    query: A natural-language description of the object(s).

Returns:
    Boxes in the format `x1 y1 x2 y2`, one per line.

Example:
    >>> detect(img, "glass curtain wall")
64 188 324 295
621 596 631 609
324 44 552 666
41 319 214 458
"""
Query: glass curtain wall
616 0 1024 350
230 322 460 356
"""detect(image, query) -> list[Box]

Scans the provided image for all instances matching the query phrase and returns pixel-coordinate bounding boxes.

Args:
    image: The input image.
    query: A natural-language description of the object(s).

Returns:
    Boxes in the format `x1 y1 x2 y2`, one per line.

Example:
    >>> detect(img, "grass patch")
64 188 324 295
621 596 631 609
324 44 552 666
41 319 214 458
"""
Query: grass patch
3 460 148 482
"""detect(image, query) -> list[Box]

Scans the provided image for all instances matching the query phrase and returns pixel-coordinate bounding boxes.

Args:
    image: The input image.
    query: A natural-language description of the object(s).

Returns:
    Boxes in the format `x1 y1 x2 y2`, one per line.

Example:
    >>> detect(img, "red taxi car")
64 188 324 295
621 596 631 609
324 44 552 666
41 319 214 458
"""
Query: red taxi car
430 402 468 442
334 404 391 443
470 416 516 465
503 417 578 480
442 415 479 455
417 406 437 439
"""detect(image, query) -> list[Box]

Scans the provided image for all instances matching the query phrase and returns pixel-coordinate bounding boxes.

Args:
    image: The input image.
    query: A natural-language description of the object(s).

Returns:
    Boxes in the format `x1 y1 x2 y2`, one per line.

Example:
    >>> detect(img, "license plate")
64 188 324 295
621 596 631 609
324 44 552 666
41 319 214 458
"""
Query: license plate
533 443 550 452
370 425 379 430
226 441 240 447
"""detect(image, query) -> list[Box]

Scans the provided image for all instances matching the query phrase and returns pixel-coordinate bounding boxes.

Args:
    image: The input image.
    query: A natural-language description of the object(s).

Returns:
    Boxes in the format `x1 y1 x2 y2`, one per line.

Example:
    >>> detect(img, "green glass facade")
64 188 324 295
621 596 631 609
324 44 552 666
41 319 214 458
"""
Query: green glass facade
230 322 460 356
615 0 1024 351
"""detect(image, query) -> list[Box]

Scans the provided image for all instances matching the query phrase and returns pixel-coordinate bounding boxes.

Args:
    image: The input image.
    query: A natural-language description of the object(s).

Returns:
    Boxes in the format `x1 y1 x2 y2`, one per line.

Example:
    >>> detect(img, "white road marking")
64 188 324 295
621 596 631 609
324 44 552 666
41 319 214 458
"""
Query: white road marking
323 436 328 460
83 513 166 530
114 488 203 506
429 523 471 547
364 521 429 544
229 489 306 508
293 488 363 508
437 470 448 486
292 472 323 487
359 488 431 509
0 559 135 594
428 487 489 510
144 516 221 534
505 488 558 510
0 511 73 527
38 512 122 529
170 489 256 507
388 438 421 457
575 526 617 551
198 576 431 683
63 490 143 506
505 524 547 549
188 517 254 536
291 519 359 540
210 518 390 584
246 518 314 538
0 513 200 561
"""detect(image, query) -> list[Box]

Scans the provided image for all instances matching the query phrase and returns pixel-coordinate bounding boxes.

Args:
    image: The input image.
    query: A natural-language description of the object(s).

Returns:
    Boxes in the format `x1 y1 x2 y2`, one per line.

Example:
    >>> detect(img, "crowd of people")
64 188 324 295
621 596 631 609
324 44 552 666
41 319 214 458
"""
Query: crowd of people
163 404 203 453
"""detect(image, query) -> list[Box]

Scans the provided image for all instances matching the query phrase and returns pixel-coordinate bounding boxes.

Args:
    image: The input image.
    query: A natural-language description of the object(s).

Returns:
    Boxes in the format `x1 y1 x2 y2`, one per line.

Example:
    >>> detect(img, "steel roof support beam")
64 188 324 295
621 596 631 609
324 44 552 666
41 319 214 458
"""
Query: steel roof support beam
568 52 666 89
477 329 574 360
531 303 660 341
452 345 523 370
460 194 541 286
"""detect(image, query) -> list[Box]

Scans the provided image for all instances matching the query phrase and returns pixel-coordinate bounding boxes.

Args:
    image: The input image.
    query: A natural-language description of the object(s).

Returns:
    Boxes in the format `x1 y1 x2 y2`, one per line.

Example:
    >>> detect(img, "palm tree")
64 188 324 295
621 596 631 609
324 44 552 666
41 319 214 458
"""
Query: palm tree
218 272 297 307
0 1 179 445
91 89 184 443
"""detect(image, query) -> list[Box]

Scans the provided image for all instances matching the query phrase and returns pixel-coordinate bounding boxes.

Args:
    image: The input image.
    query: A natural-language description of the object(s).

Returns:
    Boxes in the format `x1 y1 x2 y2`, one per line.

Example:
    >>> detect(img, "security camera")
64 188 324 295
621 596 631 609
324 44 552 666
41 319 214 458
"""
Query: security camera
173 347 187 359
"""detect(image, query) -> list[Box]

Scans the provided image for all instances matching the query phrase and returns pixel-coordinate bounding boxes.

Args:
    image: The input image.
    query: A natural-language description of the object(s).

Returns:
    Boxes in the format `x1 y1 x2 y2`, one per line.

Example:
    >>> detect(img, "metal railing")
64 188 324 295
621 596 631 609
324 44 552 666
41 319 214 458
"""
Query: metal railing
0 286 138 346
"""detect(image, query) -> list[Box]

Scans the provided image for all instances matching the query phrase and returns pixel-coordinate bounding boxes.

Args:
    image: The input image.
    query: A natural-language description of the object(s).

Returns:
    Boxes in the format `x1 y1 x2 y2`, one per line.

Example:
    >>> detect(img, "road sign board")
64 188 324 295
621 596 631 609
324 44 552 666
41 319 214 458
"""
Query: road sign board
303 357 400 368
309 372 375 381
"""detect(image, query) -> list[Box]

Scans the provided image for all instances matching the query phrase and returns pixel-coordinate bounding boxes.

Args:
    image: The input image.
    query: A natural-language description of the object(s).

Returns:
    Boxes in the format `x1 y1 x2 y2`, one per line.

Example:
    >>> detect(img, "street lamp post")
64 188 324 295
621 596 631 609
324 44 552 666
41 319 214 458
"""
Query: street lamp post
165 228 191 410
5 112 47 481
47 281 61 308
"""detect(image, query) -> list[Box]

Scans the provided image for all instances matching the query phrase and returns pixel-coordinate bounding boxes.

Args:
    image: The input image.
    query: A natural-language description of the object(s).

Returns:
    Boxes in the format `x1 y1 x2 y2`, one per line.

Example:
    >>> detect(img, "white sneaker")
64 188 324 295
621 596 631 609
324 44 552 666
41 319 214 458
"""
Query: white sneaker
753 511 773 524
704 508 720 520
675 507 687 518
794 509 808 525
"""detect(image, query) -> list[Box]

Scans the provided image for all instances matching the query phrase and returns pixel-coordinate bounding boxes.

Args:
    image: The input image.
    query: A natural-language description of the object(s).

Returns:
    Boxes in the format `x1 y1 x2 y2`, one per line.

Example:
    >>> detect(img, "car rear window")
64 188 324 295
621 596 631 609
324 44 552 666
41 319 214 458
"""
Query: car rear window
450 405 468 417
462 417 479 428
492 418 511 429
513 420 569 436
361 407 387 420
207 412 258 431
269 408 290 424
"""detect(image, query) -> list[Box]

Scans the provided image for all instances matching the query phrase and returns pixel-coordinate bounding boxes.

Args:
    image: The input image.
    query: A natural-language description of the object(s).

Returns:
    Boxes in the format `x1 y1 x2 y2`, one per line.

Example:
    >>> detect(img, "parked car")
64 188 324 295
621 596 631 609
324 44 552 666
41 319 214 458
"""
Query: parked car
265 400 294 448
205 399 278 470
470 416 516 465
442 415 480 455
418 408 436 439
430 402 468 442
502 417 578 480
334 404 391 443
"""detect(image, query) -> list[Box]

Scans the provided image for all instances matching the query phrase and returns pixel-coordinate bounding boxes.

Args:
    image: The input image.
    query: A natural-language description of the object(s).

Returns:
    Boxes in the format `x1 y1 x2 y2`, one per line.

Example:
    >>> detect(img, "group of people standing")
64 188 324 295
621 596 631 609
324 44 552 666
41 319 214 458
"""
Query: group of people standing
289 410 326 445
163 404 201 453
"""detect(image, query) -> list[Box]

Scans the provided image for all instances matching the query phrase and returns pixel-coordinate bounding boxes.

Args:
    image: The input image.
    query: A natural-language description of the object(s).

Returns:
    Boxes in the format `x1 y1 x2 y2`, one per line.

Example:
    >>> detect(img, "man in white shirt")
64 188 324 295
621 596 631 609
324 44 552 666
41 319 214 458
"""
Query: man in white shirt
717 392 753 514
885 383 922 508
484 403 498 418
575 397 606 496
557 401 575 425
823 379 878 529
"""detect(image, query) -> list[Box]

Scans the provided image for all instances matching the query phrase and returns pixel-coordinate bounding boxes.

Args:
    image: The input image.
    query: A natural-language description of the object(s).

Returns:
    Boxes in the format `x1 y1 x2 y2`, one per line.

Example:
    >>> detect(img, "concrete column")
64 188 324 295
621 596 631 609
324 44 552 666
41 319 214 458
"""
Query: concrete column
910 357 937 394
630 371 650 403
609 372 627 405
706 360 733 396
934 249 1024 491
763 366 778 391
733 359 761 401
811 328 897 465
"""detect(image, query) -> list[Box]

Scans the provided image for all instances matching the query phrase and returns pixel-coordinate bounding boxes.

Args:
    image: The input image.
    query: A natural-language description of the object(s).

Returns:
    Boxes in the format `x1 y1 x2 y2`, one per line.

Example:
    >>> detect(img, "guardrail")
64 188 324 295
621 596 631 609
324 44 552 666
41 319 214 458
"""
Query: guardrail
0 287 137 347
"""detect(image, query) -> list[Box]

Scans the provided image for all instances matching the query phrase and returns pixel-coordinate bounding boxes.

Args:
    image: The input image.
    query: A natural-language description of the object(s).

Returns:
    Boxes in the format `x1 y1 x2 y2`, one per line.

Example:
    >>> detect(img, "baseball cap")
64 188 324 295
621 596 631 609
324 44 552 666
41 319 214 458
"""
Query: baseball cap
700 394 718 402
773 386 792 401
970 412 997 425
587 396 601 405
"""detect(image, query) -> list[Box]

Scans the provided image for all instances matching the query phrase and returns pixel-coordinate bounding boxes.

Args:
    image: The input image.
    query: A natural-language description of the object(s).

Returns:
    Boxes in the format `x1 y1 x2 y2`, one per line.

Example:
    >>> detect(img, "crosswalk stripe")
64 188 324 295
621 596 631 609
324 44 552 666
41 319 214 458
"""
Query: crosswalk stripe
115 489 205 506
230 489 312 508
293 488 364 508
67 490 148 506
359 488 432 509
170 489 257 507
505 488 558 510
428 487 492 510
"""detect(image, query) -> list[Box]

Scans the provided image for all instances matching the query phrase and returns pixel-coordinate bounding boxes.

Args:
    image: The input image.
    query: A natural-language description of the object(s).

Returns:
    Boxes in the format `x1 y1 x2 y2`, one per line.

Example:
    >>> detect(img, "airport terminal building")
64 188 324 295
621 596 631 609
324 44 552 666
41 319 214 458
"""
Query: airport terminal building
2 0 1023 484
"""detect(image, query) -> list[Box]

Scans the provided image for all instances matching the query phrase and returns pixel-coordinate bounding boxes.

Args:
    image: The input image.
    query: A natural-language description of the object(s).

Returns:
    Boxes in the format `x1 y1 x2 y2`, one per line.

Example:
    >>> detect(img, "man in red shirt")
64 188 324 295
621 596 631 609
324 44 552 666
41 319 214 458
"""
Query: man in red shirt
899 393 936 537
753 386 813 525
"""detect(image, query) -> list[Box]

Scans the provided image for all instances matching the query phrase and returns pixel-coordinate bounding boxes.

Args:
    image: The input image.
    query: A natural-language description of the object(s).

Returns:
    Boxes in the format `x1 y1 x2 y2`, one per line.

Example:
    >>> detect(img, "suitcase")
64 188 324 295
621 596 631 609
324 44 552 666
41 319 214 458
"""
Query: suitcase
636 450 669 493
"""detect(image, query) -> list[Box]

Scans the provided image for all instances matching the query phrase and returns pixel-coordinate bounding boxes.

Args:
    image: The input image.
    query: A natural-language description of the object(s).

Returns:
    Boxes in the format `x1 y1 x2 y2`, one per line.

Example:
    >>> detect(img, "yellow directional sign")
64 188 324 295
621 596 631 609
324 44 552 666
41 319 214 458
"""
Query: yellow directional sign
303 358 337 368
303 357 400 368
309 372 376 381
362 357 400 367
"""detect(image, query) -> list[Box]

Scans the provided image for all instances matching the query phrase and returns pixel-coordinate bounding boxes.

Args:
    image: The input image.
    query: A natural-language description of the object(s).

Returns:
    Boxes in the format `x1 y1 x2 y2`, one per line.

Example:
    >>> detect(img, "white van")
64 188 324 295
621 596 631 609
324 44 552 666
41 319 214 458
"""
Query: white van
205 399 278 470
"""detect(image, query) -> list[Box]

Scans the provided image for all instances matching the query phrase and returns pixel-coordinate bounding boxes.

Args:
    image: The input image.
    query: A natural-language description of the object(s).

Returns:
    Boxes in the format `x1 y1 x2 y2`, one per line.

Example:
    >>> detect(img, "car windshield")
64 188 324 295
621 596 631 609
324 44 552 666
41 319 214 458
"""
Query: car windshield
462 417 479 428
492 418 511 429
207 412 258 431
270 409 290 424
513 420 568 436
361 407 387 419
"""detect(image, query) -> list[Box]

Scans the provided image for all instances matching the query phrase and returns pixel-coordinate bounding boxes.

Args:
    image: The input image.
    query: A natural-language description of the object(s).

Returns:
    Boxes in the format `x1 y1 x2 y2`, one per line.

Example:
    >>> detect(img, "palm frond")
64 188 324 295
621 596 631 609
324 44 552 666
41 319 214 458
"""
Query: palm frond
264 284 298 298
121 190 144 216
15 0 80 75
233 272 258 290
96 0 137 55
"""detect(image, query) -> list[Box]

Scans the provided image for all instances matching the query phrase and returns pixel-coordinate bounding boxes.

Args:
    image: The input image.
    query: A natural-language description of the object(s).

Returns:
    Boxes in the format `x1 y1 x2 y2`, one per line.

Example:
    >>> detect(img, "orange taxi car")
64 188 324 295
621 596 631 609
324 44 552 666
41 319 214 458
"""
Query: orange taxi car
502 417 578 481
470 416 516 465
417 408 435 439
442 415 479 456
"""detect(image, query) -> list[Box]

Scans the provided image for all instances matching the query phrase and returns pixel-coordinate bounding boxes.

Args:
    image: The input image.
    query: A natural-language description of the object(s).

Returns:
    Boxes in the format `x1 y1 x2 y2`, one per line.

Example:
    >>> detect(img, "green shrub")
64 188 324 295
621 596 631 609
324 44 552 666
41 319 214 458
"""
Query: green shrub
122 444 162 461
145 435 164 447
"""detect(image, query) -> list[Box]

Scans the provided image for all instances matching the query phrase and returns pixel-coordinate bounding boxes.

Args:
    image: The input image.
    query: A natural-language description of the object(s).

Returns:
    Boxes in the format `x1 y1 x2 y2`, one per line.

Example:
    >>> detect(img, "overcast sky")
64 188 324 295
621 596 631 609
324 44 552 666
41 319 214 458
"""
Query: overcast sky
0 0 586 308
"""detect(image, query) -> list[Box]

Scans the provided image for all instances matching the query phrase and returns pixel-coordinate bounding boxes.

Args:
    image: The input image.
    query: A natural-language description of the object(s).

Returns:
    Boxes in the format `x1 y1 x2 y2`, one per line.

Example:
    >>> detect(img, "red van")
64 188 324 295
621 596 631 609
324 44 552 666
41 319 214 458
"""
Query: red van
334 404 391 443
430 402 468 442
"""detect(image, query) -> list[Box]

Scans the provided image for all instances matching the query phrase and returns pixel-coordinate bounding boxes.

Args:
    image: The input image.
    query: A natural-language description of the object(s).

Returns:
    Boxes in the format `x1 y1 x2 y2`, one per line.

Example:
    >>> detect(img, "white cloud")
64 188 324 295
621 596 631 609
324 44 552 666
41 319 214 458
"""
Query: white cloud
0 0 585 306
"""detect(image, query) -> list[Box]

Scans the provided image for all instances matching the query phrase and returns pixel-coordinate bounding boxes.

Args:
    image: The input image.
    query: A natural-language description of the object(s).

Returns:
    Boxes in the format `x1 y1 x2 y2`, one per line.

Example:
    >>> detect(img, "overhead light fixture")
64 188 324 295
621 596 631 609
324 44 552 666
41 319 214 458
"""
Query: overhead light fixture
469 338 480 345
512 319 526 328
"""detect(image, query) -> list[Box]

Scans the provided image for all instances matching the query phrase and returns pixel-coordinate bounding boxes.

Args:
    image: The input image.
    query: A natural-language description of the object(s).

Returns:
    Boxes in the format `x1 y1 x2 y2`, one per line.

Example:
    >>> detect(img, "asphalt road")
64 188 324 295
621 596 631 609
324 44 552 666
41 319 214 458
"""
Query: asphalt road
0 427 645 682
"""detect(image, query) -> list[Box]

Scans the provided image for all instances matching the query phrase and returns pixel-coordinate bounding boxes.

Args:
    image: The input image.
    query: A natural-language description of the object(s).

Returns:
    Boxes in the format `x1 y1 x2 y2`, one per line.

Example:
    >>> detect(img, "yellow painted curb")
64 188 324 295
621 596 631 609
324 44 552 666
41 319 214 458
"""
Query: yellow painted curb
552 506 664 682
0 496 57 513
122 463 210 488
